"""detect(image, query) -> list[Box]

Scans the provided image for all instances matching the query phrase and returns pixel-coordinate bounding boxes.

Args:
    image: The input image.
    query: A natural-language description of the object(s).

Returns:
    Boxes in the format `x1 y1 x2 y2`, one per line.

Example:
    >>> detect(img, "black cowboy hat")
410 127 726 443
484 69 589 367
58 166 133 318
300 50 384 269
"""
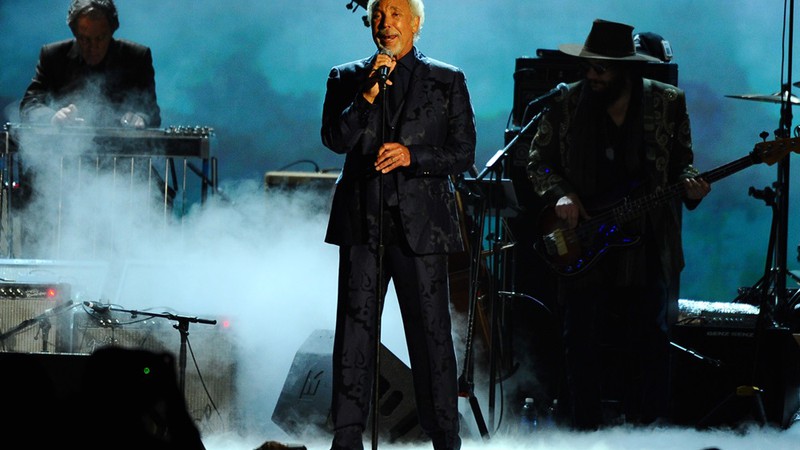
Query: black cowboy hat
559 19 661 62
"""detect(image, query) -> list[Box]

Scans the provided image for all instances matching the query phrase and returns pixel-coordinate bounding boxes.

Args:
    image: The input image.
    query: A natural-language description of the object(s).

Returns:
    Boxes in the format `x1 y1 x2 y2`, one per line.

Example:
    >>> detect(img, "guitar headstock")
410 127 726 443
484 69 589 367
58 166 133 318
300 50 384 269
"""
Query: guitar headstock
754 136 800 165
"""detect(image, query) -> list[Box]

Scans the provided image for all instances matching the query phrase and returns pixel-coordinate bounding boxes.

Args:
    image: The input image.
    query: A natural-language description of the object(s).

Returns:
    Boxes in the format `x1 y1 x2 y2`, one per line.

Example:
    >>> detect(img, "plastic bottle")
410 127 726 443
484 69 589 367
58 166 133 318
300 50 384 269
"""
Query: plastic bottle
541 398 558 430
519 397 538 434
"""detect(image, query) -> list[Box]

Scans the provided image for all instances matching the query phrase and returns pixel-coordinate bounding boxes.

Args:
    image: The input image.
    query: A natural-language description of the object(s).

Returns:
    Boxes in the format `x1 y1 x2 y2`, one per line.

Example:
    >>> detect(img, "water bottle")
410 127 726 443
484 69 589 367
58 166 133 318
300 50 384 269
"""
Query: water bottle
541 398 558 430
519 397 538 434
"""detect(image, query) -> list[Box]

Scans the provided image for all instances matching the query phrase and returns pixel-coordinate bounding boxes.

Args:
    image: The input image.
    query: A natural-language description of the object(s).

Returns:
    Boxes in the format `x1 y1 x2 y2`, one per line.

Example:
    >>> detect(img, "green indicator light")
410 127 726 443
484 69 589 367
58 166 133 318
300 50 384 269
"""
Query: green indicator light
143 366 151 375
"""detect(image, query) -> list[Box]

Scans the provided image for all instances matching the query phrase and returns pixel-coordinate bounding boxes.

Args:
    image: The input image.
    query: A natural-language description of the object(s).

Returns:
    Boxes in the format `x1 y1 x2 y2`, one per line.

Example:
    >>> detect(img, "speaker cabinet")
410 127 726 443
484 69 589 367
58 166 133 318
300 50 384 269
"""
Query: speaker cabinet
671 325 800 428
0 283 72 353
70 309 239 434
272 329 425 443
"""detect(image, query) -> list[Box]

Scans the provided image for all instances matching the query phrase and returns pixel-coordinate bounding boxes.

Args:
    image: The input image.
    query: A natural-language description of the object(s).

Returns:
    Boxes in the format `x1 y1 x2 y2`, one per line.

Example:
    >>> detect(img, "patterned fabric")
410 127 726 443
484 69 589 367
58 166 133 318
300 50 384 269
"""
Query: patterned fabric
321 47 476 255
322 46 475 450
527 78 698 285
332 244 460 448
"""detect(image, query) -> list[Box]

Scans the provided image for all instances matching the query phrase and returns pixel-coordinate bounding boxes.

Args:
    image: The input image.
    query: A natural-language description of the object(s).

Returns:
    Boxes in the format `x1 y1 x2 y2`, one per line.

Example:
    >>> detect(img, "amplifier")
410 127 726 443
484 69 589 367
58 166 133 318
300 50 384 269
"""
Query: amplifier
264 170 339 191
0 282 72 353
0 282 70 299
70 309 239 434
677 298 760 329
671 325 800 428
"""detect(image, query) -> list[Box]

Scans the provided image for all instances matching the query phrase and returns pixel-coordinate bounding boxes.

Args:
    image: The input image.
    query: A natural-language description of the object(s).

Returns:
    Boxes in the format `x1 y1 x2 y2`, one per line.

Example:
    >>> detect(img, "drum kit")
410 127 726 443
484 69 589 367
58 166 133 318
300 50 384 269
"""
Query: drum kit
725 85 800 104
724 82 800 318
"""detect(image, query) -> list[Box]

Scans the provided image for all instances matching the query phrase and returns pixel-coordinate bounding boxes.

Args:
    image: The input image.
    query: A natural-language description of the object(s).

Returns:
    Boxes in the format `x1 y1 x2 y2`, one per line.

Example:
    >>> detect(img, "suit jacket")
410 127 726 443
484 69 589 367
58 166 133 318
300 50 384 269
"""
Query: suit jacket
321 47 476 255
20 38 161 127
527 78 700 284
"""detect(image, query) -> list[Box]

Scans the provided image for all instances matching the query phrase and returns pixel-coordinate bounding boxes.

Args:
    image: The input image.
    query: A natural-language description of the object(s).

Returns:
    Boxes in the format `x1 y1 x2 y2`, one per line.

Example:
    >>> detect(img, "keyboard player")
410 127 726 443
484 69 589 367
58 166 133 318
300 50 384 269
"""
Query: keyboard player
19 0 160 129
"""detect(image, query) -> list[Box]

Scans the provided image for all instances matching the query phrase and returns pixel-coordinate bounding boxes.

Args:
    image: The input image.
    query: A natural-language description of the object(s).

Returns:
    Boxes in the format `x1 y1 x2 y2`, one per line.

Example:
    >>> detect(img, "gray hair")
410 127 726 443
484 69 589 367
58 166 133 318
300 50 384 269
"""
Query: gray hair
366 0 425 42
67 0 119 33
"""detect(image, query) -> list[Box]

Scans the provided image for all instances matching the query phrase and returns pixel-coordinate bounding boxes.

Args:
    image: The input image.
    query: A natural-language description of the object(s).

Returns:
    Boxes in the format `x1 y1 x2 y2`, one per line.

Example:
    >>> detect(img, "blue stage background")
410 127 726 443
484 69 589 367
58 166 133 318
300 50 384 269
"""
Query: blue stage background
1 0 798 303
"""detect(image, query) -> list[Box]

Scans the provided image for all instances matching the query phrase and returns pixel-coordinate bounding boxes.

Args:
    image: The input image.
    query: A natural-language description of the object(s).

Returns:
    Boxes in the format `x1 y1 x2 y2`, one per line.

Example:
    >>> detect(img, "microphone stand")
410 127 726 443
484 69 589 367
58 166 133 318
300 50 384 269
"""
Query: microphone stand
456 178 491 440
101 305 217 393
700 1 795 428
370 74 390 450
472 110 542 428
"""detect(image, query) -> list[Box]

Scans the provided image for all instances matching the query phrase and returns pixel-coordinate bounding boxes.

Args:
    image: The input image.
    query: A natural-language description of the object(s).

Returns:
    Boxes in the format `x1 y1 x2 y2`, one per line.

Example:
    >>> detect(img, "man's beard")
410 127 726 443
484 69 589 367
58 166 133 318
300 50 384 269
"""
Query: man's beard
587 73 627 106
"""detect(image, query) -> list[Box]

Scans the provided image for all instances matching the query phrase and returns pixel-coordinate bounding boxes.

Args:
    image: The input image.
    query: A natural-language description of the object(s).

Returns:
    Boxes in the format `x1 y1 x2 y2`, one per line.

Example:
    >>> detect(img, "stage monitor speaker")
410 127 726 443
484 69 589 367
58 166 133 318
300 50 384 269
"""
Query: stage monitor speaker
272 329 425 444
70 309 239 435
671 325 800 428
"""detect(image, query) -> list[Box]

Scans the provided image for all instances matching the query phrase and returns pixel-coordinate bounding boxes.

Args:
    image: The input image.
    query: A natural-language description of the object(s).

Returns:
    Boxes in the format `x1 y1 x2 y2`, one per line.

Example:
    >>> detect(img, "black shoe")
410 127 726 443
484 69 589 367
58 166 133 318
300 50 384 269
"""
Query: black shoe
331 426 364 450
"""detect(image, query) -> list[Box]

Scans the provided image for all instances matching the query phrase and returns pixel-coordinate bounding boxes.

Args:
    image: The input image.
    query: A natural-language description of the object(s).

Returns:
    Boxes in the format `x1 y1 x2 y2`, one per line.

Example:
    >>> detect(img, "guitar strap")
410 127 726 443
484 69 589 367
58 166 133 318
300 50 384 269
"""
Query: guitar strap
640 78 659 182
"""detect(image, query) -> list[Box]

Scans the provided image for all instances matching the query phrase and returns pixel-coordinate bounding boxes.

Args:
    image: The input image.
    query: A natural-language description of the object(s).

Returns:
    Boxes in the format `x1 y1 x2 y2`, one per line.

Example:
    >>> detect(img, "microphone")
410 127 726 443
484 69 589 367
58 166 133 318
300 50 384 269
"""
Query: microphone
377 48 394 83
84 301 111 313
527 82 569 108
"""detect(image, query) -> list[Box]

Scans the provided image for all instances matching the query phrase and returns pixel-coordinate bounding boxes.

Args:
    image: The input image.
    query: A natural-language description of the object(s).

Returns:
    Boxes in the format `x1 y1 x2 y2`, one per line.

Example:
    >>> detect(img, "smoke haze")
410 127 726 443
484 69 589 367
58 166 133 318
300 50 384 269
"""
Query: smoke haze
1 1 800 449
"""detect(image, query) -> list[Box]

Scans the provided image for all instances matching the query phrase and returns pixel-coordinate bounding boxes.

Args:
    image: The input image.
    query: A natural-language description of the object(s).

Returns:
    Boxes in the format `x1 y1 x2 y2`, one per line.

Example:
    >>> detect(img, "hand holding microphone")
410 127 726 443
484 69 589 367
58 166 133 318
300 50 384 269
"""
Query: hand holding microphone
375 48 395 84
364 48 396 103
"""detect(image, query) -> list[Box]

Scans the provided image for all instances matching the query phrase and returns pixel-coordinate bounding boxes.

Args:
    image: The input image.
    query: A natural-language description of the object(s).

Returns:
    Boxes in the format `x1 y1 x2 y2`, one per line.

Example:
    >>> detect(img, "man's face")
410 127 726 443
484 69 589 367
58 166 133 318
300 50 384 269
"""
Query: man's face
370 0 420 59
584 59 626 104
73 14 112 66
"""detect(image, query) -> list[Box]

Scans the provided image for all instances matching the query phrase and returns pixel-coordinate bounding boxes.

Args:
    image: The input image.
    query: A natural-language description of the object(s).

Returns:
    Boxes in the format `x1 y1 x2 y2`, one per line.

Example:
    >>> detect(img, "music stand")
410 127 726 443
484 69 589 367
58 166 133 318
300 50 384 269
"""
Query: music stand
460 172 522 430
462 177 521 218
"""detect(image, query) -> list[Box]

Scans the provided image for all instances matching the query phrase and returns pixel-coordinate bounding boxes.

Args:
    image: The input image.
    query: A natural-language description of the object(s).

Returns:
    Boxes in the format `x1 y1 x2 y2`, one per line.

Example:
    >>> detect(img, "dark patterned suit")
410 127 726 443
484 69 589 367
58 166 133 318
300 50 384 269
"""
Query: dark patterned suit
321 46 475 450
20 37 160 127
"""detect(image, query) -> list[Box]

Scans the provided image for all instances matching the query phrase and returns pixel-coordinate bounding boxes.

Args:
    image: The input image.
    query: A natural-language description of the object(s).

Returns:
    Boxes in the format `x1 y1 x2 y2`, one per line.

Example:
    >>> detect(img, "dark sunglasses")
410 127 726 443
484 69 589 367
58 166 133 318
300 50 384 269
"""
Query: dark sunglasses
581 60 613 74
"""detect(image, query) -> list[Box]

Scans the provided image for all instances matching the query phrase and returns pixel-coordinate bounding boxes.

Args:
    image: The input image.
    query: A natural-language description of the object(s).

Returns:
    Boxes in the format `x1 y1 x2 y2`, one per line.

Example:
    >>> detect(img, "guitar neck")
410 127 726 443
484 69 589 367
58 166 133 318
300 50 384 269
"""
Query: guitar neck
611 152 759 224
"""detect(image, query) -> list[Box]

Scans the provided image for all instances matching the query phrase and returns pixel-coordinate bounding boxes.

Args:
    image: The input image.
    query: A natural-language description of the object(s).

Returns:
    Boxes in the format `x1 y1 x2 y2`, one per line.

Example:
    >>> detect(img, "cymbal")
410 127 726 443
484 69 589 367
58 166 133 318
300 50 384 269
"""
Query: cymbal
725 91 800 104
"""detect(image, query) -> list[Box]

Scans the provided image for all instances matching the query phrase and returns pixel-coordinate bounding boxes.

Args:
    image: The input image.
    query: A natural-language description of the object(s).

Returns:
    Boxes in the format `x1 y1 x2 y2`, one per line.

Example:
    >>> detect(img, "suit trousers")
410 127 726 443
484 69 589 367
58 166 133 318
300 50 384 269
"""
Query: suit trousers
331 218 461 450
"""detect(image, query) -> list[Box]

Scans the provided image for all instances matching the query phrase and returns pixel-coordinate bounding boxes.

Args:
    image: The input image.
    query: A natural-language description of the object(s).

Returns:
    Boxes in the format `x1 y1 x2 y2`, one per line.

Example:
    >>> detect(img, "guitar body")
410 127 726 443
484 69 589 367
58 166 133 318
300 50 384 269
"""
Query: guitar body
530 136 800 278
534 205 640 276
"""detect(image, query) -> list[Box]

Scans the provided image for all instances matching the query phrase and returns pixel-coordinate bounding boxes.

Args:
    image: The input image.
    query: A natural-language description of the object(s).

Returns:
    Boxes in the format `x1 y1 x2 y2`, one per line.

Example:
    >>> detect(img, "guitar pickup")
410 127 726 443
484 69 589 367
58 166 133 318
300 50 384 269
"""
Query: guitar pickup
545 229 569 256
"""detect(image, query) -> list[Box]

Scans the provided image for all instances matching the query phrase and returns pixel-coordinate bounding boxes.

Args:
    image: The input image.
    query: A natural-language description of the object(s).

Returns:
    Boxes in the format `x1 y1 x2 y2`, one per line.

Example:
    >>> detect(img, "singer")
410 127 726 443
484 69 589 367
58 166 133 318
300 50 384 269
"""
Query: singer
320 0 475 449
526 19 710 430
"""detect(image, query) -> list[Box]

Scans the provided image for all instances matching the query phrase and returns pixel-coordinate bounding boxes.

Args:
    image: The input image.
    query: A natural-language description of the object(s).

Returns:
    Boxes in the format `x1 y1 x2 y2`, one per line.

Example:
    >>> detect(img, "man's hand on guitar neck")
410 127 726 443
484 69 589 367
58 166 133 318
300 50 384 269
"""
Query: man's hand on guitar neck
682 177 711 200
555 193 590 229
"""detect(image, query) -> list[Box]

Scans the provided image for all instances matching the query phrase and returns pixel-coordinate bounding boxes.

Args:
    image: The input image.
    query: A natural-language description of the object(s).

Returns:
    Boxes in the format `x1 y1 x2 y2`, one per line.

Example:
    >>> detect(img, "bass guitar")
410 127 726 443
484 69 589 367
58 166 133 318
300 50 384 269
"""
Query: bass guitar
534 137 800 277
